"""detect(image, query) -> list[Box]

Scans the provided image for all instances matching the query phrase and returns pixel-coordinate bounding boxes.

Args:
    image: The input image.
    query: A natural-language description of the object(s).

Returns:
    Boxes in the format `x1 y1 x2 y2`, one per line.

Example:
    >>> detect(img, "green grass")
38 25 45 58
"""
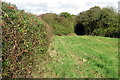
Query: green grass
32 36 118 78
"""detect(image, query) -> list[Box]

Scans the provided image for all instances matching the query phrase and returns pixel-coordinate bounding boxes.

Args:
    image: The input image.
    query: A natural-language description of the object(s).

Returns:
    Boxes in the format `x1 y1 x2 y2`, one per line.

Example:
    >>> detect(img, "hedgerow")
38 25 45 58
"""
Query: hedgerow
40 13 75 35
2 1 48 78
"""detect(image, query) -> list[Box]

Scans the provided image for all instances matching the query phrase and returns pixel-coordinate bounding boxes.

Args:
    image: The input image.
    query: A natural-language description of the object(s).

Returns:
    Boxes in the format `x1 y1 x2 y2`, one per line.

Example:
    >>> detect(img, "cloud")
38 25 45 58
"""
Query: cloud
3 0 119 15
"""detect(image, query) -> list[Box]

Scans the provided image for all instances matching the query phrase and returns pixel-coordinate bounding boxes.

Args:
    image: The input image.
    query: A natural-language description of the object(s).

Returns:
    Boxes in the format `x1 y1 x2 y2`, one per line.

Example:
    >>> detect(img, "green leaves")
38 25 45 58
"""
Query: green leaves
76 6 118 38
2 1 48 77
59 12 71 18
41 13 75 35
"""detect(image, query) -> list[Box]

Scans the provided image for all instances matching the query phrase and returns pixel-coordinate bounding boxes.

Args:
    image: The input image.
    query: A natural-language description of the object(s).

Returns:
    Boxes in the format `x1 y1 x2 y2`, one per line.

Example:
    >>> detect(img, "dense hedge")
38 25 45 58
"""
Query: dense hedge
40 13 75 35
75 6 119 38
2 2 48 78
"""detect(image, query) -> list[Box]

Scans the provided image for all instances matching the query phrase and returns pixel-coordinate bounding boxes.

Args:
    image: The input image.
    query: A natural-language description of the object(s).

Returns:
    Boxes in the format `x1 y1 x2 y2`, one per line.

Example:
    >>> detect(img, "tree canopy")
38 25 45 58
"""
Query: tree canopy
75 6 119 38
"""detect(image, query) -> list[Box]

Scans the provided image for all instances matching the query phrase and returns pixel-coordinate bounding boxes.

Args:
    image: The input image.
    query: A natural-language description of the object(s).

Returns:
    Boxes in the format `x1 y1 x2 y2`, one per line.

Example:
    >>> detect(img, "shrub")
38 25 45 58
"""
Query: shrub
105 27 119 38
59 12 71 18
2 1 48 78
40 13 75 35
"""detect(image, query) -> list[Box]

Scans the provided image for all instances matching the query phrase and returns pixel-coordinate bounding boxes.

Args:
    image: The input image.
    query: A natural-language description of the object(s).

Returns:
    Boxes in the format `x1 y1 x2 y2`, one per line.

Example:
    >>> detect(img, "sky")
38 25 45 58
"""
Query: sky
3 0 119 15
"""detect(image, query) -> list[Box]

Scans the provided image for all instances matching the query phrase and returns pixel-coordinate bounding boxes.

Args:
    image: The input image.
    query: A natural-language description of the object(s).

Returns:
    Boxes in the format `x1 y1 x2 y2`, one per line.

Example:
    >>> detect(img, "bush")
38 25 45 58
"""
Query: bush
2 1 48 78
92 28 106 36
59 12 71 18
40 13 75 35
105 27 119 38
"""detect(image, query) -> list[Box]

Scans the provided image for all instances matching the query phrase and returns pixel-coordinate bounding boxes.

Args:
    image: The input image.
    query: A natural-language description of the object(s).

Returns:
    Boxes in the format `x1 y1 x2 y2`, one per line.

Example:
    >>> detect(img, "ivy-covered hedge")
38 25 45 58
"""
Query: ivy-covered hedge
2 1 48 78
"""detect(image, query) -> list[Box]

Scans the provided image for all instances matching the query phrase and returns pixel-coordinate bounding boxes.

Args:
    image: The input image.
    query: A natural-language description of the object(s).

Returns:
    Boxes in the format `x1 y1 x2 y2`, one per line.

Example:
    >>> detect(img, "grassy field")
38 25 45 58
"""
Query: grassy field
32 36 118 78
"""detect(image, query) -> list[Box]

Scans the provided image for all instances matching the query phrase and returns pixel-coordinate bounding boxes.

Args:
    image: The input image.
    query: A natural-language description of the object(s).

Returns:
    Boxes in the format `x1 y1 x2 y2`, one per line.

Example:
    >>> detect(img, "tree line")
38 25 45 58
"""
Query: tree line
41 6 119 38
75 6 119 38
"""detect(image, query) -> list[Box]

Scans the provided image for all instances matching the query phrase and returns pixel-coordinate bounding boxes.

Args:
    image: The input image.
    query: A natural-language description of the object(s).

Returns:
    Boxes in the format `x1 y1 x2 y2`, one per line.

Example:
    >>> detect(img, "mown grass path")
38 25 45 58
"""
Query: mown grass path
32 36 118 78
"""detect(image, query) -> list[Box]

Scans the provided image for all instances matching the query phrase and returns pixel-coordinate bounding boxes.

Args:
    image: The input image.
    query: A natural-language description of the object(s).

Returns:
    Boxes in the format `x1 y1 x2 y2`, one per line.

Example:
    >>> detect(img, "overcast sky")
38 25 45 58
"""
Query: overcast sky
3 0 119 15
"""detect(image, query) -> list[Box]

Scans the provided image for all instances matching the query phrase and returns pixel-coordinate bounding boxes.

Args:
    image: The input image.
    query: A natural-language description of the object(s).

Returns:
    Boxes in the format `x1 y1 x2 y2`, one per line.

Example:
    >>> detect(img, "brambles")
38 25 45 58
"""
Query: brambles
2 1 48 78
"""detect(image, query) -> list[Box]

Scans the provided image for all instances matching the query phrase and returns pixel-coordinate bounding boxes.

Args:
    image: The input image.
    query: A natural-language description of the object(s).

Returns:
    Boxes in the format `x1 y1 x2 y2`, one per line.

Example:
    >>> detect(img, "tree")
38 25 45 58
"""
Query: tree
59 12 71 18
75 6 119 37
75 6 101 35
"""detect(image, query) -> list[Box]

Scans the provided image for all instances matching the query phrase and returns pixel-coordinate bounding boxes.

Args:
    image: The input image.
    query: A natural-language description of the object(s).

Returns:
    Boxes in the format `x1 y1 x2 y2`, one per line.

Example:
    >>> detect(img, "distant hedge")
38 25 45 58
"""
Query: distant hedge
2 1 48 78
40 13 75 35
75 6 119 38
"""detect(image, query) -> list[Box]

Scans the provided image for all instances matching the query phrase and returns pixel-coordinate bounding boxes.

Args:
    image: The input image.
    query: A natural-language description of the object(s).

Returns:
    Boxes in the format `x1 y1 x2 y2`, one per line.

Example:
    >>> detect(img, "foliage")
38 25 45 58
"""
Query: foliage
2 1 48 78
40 13 75 35
75 6 119 38
59 12 71 18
